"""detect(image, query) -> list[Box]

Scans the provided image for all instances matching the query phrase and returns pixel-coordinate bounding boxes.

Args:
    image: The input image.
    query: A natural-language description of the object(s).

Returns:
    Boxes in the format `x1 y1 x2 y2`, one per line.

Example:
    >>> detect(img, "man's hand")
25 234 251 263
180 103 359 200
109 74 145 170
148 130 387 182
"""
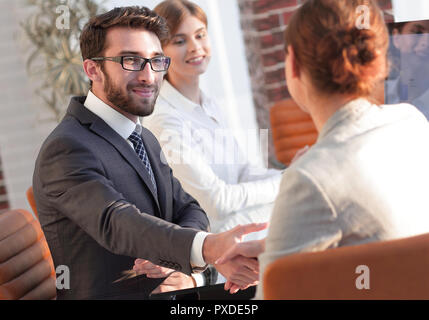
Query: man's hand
133 259 174 278
151 271 196 294
203 223 267 264
216 239 266 265
202 223 268 293
215 239 266 294
214 255 259 292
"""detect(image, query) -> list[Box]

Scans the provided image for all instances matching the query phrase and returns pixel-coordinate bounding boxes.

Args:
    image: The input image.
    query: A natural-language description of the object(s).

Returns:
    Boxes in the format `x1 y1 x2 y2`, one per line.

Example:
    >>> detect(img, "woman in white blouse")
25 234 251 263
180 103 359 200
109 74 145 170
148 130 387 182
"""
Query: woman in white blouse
144 0 282 238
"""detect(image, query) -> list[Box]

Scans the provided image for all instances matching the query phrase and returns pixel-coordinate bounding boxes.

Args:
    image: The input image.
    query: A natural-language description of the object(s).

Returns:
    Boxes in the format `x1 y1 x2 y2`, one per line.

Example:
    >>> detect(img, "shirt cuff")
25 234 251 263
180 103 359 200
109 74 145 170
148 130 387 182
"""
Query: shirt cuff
191 273 206 287
190 231 210 269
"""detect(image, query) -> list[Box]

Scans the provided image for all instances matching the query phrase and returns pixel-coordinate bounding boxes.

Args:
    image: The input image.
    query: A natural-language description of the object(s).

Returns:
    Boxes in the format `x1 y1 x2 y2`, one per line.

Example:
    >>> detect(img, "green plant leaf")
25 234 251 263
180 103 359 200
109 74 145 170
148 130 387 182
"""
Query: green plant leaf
20 0 105 120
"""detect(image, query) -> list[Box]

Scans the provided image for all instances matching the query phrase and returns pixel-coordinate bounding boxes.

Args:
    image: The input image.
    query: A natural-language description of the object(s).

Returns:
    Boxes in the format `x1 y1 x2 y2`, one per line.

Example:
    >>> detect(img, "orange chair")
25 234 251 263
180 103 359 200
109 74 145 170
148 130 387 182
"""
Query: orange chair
270 98 317 166
263 233 429 299
0 208 56 300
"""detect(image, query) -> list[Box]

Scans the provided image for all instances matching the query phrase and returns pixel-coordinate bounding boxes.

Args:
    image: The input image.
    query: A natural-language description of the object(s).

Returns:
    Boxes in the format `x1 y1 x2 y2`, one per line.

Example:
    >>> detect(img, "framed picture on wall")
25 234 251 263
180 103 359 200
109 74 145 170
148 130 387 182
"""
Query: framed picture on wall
385 19 429 120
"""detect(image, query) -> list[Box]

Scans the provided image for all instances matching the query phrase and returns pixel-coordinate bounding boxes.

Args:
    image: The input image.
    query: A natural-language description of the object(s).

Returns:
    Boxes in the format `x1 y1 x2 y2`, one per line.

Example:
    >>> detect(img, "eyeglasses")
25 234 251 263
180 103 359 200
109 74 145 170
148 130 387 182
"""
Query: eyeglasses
91 55 171 72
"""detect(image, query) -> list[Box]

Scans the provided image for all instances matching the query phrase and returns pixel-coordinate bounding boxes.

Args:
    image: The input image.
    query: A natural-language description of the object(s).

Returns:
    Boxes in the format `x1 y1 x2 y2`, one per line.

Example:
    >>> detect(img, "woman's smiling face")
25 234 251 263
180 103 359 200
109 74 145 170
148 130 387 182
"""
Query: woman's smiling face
163 14 211 80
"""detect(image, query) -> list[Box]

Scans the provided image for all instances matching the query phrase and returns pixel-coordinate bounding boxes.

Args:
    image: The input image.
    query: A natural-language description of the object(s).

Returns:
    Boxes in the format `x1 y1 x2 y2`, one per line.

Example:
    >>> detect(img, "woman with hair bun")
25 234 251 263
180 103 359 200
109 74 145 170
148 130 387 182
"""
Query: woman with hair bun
255 0 429 298
216 0 429 297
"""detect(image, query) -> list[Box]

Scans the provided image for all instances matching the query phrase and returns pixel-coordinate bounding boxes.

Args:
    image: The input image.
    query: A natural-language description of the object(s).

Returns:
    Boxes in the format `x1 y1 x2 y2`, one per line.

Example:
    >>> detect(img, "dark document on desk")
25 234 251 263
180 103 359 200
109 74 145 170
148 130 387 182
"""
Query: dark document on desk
103 274 167 300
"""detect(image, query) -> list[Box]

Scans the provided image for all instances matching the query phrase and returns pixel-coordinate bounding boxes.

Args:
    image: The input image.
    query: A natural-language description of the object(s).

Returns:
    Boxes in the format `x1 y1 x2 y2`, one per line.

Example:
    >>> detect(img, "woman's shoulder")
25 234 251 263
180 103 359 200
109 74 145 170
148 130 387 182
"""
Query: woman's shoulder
379 102 427 121
289 101 429 182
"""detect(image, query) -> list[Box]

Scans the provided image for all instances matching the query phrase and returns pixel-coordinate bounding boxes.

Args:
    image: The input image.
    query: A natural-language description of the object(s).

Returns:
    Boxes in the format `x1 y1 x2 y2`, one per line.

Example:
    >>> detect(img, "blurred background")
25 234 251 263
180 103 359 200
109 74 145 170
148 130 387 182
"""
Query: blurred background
0 0 426 213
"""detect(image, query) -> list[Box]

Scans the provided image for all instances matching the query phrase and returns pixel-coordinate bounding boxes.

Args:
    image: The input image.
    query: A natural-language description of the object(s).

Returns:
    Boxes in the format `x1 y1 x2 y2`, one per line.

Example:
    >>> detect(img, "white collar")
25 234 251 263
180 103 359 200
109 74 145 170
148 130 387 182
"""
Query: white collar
159 80 219 122
84 90 140 140
318 98 372 140
160 80 200 113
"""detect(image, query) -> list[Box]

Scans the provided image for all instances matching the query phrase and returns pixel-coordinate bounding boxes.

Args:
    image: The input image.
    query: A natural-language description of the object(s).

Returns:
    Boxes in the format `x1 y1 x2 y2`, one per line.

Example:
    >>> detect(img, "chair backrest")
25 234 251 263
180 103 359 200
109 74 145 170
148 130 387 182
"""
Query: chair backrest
270 98 317 166
26 187 38 219
0 209 56 300
263 233 429 299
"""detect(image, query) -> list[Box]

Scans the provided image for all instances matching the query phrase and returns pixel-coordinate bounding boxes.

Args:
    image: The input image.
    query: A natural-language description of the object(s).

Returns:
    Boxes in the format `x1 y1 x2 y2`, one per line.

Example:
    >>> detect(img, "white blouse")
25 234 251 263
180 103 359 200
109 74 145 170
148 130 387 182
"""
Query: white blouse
144 80 282 235
255 99 429 299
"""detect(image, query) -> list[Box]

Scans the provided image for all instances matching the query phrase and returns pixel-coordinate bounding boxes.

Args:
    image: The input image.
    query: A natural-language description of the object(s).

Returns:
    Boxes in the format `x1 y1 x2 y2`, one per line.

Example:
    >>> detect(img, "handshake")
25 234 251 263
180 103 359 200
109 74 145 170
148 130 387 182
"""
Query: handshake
133 223 267 295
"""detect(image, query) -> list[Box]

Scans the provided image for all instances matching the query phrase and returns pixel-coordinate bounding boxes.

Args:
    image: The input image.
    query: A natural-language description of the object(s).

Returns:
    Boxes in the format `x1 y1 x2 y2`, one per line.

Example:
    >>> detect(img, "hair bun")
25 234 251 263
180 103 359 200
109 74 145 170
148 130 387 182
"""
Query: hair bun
318 28 378 93
285 0 388 96
343 28 376 64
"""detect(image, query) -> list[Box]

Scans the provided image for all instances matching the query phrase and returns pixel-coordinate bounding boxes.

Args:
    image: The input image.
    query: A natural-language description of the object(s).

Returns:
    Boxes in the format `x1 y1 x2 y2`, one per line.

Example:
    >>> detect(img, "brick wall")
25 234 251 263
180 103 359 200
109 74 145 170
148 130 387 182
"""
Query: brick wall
0 154 9 211
238 0 393 167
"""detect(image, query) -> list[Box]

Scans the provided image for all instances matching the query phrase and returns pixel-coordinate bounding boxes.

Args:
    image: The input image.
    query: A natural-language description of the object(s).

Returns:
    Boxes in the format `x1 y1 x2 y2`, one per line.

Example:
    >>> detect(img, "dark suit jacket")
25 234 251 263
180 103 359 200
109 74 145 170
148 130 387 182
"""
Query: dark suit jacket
33 96 210 300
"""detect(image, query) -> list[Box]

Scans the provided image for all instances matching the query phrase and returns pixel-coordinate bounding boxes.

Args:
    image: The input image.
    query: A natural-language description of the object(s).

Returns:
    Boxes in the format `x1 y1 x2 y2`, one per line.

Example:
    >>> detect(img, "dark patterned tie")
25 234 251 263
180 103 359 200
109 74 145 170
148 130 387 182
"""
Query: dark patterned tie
128 124 157 193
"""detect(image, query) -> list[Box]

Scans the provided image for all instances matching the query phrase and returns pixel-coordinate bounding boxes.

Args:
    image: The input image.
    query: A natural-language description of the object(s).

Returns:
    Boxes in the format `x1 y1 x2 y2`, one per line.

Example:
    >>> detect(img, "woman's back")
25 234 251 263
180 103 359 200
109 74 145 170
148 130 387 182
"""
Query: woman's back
271 99 429 253
257 99 429 299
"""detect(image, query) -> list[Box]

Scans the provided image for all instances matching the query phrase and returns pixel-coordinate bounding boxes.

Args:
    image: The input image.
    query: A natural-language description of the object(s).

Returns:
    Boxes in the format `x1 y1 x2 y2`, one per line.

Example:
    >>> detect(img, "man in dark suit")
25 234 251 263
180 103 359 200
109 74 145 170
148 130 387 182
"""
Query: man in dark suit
33 6 262 299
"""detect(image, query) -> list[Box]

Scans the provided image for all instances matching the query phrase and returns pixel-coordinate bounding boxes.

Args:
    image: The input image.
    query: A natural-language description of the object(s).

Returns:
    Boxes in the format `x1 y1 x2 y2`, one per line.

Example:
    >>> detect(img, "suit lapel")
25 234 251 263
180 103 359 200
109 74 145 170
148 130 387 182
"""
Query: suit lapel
67 97 161 213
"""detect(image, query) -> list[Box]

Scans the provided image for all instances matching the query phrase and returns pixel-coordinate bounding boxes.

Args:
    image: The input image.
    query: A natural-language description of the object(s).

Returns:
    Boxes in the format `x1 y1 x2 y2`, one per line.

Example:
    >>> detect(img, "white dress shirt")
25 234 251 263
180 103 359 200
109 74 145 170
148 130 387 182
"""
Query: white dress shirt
83 91 208 284
144 81 282 237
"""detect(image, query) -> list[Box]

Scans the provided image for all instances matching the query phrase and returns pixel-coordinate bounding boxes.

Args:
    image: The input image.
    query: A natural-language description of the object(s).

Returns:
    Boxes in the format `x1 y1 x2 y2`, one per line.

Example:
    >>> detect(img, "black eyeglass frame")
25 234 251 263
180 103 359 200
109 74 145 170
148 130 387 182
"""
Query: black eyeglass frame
91 55 171 72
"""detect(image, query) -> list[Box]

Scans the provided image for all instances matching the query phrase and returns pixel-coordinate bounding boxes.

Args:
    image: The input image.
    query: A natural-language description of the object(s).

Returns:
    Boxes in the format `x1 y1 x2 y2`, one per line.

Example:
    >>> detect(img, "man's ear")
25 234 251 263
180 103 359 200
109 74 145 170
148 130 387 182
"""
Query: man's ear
287 45 300 79
83 59 103 84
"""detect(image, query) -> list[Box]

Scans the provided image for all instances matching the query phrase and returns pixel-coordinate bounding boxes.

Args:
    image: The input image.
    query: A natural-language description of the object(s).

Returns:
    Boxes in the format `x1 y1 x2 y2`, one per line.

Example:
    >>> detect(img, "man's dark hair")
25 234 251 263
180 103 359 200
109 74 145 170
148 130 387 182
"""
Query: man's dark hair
80 6 169 86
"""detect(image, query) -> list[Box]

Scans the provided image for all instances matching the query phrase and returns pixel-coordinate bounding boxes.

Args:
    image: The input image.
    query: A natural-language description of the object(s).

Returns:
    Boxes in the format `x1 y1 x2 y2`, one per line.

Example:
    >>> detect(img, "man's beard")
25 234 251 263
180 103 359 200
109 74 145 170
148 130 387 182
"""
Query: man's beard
103 71 159 117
